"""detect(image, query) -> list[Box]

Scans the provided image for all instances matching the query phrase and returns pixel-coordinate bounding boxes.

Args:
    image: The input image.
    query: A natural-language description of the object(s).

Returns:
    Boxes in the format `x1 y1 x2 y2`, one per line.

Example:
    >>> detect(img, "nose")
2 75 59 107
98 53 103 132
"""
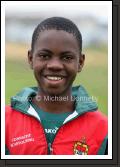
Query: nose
47 57 63 71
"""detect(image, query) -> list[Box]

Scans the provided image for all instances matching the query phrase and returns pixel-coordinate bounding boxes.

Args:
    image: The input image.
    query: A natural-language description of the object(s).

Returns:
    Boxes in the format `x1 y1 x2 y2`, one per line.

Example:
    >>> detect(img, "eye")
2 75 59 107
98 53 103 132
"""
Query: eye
62 55 74 61
38 54 51 60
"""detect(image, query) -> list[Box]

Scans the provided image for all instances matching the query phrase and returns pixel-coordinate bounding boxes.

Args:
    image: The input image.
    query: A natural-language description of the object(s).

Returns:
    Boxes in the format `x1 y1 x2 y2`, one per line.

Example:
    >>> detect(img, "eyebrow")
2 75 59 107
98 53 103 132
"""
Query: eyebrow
38 49 53 54
38 49 75 55
61 51 75 55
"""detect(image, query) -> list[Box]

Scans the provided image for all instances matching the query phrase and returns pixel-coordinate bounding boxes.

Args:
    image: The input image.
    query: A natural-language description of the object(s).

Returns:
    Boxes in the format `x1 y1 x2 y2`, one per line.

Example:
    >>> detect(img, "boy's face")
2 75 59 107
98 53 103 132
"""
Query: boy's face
28 30 85 96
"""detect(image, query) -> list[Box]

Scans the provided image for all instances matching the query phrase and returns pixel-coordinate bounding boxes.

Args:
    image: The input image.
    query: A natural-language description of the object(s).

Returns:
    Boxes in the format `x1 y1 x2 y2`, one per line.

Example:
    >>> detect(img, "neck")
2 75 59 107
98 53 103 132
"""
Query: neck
33 89 75 113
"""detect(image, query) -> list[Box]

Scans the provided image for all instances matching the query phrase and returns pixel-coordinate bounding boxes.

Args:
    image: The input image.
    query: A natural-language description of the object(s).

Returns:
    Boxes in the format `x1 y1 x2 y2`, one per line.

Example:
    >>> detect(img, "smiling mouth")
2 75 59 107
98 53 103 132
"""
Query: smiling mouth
46 76 63 81
43 75 67 85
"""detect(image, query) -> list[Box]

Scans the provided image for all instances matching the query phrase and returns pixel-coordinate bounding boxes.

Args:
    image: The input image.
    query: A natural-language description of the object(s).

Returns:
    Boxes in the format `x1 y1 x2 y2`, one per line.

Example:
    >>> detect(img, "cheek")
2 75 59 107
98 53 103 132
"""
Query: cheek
32 59 45 72
65 62 79 75
32 63 44 80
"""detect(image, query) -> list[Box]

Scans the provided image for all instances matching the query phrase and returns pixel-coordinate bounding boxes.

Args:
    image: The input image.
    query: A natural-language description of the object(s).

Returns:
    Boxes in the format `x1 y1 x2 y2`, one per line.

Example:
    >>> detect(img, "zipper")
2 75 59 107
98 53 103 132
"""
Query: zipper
46 111 89 154
15 106 97 154
48 143 53 155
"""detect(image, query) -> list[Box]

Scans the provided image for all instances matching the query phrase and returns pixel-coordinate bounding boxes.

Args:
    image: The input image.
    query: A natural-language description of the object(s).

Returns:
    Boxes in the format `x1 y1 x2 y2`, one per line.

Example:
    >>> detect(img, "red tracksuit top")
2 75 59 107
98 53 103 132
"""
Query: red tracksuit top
5 86 108 155
5 106 107 155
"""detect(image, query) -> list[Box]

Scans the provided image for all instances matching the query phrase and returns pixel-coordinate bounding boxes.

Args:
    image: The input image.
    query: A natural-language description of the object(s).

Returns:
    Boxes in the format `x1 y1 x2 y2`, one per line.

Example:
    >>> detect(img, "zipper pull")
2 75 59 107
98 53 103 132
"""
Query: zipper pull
48 143 53 155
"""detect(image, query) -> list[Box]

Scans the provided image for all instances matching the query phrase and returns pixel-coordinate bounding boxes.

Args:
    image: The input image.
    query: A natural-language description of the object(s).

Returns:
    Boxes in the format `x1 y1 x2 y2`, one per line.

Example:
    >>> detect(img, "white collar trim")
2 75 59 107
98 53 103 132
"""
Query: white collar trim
27 105 40 121
63 110 78 124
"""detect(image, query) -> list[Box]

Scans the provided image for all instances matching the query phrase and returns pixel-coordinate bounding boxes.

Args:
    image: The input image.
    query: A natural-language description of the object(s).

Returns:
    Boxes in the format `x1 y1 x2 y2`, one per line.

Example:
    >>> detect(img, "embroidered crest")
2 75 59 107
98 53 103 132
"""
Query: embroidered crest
74 137 89 155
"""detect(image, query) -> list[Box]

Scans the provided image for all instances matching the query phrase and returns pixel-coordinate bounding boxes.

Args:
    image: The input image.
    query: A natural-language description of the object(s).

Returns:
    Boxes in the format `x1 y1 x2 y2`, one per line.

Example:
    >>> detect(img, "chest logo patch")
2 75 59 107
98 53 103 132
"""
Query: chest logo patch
10 133 34 147
74 137 89 155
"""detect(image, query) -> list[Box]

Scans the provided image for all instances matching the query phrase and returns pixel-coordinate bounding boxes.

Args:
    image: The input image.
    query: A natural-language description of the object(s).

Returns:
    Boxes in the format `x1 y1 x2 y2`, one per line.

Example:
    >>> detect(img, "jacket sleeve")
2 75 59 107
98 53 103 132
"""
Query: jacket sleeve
5 145 10 155
105 141 108 155
97 136 108 155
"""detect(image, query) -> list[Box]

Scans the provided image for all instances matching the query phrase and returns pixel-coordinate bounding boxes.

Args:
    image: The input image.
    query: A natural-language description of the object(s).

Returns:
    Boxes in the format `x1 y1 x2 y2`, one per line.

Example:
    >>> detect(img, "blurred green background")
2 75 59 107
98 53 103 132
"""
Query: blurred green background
5 42 108 115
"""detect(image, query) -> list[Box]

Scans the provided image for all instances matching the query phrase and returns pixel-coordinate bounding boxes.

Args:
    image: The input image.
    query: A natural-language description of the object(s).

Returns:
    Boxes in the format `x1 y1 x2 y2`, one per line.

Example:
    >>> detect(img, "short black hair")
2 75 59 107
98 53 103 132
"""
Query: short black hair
31 17 82 53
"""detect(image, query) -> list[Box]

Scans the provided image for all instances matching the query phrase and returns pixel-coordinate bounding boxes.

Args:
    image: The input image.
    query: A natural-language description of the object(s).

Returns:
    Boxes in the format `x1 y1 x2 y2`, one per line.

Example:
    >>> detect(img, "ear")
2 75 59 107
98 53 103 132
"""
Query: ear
78 53 85 72
28 50 33 69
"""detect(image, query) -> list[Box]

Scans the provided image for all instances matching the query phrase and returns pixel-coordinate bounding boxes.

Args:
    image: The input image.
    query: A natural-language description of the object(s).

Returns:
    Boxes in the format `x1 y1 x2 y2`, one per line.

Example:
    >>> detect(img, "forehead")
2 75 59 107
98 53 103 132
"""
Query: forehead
34 29 80 52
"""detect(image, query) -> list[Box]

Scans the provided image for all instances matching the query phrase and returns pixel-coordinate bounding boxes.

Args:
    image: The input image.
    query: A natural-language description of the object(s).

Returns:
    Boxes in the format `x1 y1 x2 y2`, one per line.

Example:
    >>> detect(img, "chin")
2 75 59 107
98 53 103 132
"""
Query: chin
43 87 68 97
46 90 64 96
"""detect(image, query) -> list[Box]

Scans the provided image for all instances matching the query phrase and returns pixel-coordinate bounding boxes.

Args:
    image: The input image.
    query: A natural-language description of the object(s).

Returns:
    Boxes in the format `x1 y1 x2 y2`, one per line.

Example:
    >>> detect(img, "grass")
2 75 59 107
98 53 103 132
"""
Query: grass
5 42 108 115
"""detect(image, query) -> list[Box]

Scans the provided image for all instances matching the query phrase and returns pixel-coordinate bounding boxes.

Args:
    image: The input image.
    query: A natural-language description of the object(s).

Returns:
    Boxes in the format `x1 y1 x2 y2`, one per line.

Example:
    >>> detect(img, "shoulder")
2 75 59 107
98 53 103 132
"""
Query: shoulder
5 105 16 116
5 105 24 122
5 105 15 123
85 110 108 129
85 110 108 122
5 105 13 112
85 110 108 133
5 105 13 117
76 110 108 131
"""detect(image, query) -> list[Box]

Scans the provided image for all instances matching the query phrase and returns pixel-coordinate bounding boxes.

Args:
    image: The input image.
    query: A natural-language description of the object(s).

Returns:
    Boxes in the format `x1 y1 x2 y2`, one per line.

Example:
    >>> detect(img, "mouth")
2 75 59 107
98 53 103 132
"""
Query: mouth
43 75 66 86
46 76 63 81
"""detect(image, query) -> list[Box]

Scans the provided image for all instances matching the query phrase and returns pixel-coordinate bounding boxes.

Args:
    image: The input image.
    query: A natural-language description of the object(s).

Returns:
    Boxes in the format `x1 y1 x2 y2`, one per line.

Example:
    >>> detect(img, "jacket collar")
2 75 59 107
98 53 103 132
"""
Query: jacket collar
11 85 98 122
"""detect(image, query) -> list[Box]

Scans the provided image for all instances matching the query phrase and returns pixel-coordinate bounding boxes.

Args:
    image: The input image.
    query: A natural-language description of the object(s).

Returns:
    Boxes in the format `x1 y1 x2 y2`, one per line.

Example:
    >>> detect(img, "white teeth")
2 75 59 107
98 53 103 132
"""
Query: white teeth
46 76 62 81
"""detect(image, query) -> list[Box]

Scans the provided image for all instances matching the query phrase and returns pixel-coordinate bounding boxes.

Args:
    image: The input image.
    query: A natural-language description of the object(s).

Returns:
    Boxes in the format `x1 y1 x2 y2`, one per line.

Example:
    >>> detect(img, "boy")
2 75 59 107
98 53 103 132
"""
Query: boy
5 17 108 155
